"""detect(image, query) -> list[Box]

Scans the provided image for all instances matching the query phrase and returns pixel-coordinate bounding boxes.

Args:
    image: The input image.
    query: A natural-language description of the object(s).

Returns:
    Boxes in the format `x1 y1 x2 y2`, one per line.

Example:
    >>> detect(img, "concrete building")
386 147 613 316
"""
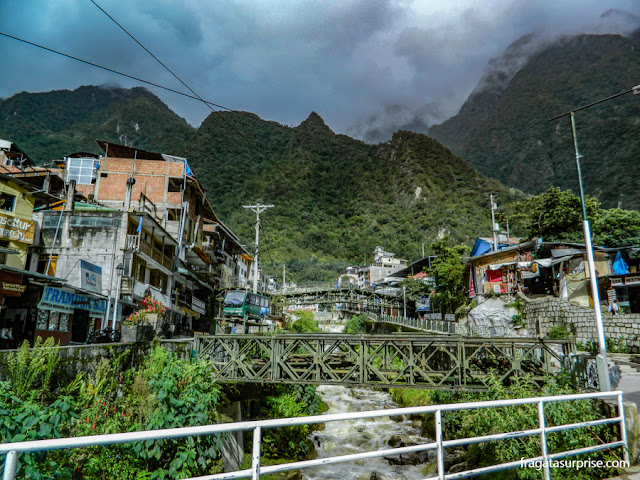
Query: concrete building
363 247 408 286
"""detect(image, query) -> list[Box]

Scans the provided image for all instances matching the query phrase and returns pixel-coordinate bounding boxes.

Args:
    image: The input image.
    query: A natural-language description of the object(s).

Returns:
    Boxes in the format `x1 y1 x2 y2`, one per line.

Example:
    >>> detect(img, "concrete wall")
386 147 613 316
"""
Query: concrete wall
0 339 194 385
522 296 640 352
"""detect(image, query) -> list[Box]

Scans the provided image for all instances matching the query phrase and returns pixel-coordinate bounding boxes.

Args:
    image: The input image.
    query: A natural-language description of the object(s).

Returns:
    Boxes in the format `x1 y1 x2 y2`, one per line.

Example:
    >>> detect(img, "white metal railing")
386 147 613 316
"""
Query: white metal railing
125 233 140 250
0 391 628 480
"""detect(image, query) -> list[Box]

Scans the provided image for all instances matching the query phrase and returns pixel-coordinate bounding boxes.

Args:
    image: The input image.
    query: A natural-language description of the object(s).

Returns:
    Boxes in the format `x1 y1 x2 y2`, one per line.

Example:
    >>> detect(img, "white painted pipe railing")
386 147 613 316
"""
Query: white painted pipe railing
0 391 628 480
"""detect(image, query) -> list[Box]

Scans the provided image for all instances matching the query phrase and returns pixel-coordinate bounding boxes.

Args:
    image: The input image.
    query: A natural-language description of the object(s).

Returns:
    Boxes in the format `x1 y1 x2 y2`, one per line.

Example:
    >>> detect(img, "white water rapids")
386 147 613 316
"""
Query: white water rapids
302 386 437 479
300 316 437 479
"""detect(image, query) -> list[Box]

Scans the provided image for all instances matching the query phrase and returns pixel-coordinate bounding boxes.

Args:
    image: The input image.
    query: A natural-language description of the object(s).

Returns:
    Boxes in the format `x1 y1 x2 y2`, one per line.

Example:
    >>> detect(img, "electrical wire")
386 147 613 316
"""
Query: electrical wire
0 31 380 162
87 0 270 159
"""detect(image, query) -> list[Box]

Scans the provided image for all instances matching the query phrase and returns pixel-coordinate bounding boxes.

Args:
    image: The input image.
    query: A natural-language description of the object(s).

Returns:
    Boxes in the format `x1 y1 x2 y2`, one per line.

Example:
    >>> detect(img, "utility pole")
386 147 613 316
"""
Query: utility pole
282 263 286 293
243 204 274 293
546 85 640 391
490 194 499 251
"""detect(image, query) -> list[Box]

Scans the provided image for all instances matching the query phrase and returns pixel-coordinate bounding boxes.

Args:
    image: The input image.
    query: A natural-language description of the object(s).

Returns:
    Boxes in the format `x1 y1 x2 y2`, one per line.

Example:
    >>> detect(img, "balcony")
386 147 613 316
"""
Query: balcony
131 278 171 307
126 234 173 271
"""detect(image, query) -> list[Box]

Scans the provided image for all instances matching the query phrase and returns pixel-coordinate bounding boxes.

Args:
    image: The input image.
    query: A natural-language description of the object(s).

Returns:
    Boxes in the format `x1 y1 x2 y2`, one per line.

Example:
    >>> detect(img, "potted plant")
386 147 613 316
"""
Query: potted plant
121 295 166 343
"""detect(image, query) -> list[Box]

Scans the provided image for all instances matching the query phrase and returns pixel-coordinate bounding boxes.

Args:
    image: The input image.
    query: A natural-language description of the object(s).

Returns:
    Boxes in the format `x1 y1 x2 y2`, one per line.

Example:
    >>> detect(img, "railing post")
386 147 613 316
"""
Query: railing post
251 427 262 480
618 392 631 465
435 409 444 479
537 400 550 480
2 451 17 480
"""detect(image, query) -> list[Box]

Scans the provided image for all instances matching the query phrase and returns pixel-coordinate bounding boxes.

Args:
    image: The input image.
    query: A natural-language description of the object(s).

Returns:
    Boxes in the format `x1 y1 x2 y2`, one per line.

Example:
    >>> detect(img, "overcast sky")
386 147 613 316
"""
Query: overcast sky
2 0 640 143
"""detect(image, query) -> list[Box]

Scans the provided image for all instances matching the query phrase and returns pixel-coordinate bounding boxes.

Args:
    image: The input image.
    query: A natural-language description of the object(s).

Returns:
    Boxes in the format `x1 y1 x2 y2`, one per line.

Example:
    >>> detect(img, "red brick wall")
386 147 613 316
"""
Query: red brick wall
93 158 185 205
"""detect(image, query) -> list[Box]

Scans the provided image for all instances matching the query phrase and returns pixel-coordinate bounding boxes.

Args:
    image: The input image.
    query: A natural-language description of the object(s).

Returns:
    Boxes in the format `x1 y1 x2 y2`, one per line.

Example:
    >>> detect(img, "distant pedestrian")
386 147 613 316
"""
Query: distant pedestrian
609 299 620 315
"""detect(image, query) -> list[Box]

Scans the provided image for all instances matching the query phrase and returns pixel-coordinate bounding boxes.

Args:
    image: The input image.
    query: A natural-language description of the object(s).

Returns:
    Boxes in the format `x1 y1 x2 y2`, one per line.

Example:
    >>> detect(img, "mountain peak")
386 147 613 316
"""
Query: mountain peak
297 112 334 135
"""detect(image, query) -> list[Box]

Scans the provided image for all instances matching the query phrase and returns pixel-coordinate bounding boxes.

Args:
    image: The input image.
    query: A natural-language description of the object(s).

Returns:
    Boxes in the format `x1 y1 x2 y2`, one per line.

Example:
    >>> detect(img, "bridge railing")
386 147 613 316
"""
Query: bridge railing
194 334 576 390
0 391 628 480
360 311 508 337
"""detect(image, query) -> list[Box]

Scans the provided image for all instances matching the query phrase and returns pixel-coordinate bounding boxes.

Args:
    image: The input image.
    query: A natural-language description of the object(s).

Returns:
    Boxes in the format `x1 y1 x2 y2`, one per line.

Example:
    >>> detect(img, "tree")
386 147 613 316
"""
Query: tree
425 236 469 314
593 208 640 247
499 187 600 242
499 187 640 248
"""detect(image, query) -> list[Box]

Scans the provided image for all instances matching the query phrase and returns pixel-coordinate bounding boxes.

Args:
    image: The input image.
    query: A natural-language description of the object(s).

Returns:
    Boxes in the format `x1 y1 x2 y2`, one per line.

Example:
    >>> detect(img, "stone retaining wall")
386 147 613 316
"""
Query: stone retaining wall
522 296 640 352
0 338 195 384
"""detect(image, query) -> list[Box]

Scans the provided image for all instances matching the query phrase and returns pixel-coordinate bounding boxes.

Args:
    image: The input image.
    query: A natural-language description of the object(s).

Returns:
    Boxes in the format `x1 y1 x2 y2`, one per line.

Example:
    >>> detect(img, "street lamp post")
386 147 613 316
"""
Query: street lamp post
112 263 124 330
403 285 407 319
569 113 610 392
551 84 640 391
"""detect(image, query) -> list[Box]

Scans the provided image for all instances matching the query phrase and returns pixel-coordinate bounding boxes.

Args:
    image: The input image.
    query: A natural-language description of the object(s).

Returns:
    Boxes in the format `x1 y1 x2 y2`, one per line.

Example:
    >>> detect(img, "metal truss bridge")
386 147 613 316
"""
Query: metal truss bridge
194 333 579 391
274 284 403 310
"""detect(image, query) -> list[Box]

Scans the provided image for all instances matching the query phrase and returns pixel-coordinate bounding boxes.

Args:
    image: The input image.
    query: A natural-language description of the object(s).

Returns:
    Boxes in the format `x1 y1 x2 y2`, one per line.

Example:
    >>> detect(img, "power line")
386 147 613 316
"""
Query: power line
0 31 380 162
87 0 269 159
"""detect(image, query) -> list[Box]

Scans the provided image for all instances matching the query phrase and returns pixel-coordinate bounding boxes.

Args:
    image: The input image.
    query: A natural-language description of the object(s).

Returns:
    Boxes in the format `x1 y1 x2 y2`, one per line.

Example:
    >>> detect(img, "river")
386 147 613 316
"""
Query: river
302 386 437 479
301 317 436 479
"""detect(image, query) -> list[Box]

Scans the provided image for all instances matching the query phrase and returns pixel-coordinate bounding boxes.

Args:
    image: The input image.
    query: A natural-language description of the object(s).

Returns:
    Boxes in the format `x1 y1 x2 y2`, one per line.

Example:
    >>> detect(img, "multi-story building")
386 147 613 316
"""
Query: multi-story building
44 141 250 335
358 247 408 286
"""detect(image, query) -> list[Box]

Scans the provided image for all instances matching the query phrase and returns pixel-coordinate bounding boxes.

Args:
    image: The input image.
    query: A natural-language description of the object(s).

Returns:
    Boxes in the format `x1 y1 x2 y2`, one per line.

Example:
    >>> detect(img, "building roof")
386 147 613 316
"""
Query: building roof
96 140 165 161
73 202 119 212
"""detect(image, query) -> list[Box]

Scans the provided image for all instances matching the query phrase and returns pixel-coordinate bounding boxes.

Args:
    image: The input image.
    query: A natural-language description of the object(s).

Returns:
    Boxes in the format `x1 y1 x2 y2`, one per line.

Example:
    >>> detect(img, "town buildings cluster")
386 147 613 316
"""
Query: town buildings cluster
0 139 263 348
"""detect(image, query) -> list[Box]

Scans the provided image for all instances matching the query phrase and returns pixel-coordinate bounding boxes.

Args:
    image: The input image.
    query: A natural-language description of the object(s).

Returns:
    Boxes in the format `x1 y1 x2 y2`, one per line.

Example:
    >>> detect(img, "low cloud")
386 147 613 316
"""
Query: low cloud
1 0 639 144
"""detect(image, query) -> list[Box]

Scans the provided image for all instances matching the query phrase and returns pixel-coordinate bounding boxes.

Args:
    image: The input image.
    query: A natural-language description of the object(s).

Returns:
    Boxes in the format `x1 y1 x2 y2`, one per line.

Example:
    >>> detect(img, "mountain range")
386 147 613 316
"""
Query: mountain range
429 30 640 210
3 27 640 280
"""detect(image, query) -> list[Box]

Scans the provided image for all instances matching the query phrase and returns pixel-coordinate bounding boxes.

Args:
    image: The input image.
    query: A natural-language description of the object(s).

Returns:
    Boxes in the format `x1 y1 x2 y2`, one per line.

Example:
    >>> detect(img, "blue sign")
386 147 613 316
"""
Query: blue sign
80 260 103 294
38 286 106 316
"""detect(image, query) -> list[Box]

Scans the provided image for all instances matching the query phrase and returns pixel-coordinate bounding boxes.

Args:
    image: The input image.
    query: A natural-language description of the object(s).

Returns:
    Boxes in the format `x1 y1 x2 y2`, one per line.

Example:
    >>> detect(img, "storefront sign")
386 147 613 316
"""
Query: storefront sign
626 275 640 286
610 277 624 287
192 296 206 315
38 286 106 316
1 282 26 293
0 213 35 244
80 260 102 294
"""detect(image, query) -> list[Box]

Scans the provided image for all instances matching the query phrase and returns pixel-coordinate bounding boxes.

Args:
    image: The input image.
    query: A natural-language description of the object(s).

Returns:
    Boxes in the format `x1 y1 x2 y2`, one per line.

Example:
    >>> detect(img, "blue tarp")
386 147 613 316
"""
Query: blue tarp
613 251 630 275
470 238 492 257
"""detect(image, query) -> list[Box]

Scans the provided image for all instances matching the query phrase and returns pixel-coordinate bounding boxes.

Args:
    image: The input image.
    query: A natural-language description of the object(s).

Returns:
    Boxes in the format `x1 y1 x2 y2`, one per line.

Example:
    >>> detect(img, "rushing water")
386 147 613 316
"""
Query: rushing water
302 385 437 480
303 315 436 479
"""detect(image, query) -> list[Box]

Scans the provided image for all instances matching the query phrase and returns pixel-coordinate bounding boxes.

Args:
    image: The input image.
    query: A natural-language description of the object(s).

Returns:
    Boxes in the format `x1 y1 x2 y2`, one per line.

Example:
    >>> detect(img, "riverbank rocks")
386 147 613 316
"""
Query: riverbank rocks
384 435 436 466
467 297 518 336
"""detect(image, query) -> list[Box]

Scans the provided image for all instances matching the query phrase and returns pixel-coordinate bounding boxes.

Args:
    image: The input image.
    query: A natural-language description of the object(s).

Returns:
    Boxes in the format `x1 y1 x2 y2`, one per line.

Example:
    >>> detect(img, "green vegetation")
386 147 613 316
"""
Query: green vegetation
425 236 470 314
0 340 323 479
546 324 572 339
286 311 322 333
392 375 624 479
258 384 325 460
430 32 640 211
0 86 194 162
184 111 522 282
343 314 368 334
499 187 640 246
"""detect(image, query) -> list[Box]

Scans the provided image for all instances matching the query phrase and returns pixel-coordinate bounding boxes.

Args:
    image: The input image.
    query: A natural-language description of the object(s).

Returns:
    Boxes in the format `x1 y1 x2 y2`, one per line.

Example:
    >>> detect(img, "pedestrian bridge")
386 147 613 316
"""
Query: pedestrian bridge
194 333 580 391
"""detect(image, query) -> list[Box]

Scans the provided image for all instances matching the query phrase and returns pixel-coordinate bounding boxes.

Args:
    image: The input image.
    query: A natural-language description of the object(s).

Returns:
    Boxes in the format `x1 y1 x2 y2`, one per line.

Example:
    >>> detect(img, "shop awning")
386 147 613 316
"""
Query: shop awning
488 255 574 271
0 265 66 285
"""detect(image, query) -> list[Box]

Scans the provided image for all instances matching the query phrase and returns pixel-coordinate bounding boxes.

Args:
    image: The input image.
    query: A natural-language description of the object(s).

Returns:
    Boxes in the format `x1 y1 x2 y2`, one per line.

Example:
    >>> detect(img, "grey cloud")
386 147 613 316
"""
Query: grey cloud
2 0 640 143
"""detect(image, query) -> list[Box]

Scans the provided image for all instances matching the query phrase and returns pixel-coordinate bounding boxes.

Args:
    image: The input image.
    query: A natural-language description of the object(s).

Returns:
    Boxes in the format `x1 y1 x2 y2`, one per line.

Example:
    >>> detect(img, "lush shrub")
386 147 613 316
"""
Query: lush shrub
258 384 325 461
547 324 572 339
343 314 367 334
397 375 624 480
0 343 226 479
287 311 322 333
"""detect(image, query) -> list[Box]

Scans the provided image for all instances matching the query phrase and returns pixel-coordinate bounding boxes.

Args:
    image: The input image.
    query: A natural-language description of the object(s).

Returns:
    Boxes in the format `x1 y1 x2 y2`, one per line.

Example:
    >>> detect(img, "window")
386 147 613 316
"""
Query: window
168 178 183 192
66 157 98 185
0 193 16 212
